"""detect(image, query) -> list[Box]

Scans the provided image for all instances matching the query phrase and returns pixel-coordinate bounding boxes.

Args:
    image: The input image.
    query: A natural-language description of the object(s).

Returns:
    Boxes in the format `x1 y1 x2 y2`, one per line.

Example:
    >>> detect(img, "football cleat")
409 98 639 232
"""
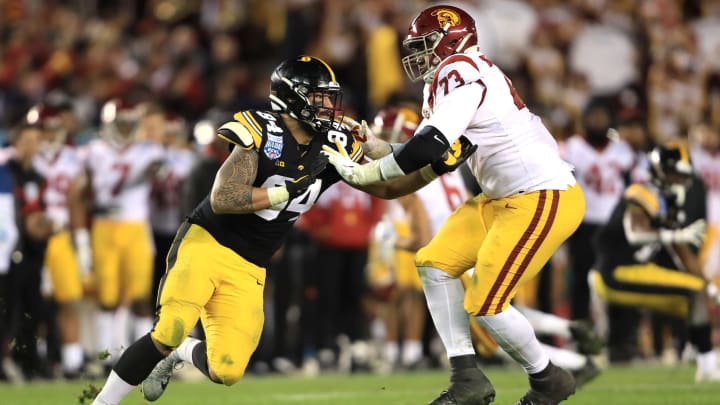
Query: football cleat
569 320 604 355
571 356 601 388
141 351 182 401
515 362 576 405
428 368 496 405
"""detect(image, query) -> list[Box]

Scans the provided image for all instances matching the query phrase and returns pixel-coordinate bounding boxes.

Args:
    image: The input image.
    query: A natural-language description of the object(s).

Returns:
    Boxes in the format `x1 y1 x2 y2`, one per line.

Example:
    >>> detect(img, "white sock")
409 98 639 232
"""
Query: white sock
517 305 571 338
697 350 718 373
91 370 136 405
418 266 474 358
541 343 586 371
401 340 423 366
61 342 84 373
133 316 154 341
113 307 130 359
476 306 550 374
97 311 115 364
384 341 399 364
175 337 202 363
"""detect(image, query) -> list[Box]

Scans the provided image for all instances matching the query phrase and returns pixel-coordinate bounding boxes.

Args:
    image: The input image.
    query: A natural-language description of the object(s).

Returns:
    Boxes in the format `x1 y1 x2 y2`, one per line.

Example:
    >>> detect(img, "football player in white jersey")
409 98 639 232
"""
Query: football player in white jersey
323 5 584 405
84 98 165 369
143 109 196 306
561 99 635 322
28 103 90 378
691 124 720 282
367 107 433 371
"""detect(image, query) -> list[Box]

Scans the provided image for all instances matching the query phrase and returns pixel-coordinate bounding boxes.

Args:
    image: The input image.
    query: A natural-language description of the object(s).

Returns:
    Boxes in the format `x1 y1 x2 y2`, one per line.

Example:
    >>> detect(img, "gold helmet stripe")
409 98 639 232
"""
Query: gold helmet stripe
300 55 337 82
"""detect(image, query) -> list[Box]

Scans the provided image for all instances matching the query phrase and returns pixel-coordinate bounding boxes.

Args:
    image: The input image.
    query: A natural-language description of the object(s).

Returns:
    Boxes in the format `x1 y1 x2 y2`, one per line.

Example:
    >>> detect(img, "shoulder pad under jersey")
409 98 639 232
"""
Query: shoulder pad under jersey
217 110 265 150
624 183 665 219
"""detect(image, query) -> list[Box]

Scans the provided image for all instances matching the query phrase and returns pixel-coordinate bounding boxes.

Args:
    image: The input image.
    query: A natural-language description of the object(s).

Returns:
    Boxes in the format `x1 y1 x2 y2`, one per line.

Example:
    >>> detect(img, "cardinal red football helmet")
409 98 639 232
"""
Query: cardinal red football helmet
402 5 478 83
101 98 145 147
372 107 421 143
26 104 67 155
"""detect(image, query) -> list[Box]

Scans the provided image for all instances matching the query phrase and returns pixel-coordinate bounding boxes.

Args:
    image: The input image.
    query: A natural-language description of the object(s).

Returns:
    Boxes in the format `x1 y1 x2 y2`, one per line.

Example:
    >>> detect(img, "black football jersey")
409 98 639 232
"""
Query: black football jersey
592 179 706 274
189 110 363 267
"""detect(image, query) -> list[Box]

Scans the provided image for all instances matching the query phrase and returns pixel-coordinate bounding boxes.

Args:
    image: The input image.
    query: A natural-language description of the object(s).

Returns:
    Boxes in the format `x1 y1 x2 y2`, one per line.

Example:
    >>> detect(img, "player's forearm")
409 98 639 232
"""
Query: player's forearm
67 177 87 230
672 243 705 278
356 168 435 199
361 137 393 160
210 185 282 214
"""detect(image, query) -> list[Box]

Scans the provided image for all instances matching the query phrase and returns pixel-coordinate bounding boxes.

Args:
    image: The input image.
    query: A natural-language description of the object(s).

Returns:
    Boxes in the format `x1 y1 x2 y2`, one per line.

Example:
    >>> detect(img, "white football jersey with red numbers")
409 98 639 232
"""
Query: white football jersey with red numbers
33 146 84 227
415 171 469 236
150 148 196 234
692 145 720 226
421 50 575 199
85 140 165 222
561 135 635 224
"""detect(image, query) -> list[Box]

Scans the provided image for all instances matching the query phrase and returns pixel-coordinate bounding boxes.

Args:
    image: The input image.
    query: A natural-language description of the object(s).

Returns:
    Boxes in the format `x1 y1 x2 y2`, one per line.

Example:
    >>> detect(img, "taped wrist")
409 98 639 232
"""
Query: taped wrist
267 186 290 206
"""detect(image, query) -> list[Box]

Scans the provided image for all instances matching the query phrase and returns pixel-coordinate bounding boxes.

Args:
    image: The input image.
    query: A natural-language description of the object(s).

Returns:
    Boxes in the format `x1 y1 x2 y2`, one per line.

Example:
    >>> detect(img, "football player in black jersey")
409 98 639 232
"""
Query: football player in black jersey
590 142 720 382
90 55 475 405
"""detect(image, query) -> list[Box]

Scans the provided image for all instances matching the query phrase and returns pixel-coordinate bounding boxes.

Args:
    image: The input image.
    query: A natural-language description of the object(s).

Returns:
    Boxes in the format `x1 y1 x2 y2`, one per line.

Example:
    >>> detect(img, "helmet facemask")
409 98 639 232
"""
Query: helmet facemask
648 146 694 206
402 30 445 84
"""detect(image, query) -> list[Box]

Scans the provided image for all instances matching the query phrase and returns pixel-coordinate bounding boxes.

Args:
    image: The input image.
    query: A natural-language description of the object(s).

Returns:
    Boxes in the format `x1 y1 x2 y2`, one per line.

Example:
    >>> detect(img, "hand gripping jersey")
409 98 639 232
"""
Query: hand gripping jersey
189 110 363 268
33 146 84 228
422 51 575 198
561 135 635 224
84 140 165 221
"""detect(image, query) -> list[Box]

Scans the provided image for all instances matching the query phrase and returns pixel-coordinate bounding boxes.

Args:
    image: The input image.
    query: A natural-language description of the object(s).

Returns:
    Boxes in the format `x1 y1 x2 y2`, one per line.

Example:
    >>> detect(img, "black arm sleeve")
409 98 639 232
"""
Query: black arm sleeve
392 125 450 173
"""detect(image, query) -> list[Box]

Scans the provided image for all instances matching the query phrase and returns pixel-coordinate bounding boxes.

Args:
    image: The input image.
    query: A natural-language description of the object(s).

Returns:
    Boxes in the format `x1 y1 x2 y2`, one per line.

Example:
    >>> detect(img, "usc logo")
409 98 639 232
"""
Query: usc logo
431 9 460 28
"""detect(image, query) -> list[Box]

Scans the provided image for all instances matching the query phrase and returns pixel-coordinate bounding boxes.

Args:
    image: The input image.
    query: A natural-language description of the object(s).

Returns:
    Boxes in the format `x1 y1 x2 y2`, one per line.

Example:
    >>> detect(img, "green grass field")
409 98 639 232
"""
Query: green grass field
1 364 719 404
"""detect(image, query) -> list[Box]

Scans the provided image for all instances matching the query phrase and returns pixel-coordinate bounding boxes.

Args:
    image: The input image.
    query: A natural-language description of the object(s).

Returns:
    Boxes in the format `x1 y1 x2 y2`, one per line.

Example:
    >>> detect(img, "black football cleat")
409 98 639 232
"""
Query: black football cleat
571 356 601 388
569 320 603 355
428 367 496 405
515 362 576 405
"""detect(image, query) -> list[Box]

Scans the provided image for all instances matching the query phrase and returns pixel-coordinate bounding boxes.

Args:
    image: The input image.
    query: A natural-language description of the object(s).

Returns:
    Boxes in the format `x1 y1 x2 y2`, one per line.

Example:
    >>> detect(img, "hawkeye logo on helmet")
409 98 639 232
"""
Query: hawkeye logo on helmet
431 9 460 28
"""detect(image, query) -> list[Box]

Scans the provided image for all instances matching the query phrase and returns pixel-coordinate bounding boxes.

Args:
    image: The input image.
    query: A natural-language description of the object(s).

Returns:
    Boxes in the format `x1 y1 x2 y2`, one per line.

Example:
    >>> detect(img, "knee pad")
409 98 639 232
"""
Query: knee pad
418 266 456 284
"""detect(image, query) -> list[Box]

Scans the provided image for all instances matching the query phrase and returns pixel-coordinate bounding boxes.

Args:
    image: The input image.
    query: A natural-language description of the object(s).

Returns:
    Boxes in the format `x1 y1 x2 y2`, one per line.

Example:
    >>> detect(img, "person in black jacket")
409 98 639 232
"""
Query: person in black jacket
6 124 55 379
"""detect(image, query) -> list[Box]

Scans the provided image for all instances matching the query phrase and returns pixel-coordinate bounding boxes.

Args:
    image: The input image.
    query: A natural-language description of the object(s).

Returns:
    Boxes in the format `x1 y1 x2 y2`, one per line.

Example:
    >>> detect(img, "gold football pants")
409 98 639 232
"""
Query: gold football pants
416 184 585 316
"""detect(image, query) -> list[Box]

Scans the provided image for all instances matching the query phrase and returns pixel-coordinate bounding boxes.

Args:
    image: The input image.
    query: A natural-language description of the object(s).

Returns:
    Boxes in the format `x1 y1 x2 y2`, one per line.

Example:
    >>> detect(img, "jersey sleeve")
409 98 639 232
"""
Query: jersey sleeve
217 111 264 150
624 184 663 219
430 54 485 107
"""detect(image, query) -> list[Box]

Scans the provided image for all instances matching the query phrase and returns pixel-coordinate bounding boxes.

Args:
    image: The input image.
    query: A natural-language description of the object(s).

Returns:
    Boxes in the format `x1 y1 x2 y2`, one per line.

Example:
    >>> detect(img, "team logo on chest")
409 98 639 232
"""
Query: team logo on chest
263 134 284 160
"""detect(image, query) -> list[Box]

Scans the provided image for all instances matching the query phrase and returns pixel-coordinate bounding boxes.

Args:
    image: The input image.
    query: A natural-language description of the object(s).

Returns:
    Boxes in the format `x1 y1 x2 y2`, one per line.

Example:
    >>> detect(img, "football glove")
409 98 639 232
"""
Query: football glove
322 139 388 185
431 135 477 175
342 116 372 143
286 153 328 198
659 219 706 248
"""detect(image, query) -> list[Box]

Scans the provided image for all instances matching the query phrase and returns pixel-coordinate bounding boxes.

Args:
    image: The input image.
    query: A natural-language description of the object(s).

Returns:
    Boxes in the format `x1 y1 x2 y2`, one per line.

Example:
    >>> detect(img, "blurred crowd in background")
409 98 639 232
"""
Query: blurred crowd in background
1 0 720 383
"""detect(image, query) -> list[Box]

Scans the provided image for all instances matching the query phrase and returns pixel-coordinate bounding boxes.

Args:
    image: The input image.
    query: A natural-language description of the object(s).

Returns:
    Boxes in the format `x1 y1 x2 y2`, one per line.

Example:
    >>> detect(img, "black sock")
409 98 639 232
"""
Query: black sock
191 341 222 384
449 354 476 372
530 362 553 379
689 323 712 354
113 333 166 385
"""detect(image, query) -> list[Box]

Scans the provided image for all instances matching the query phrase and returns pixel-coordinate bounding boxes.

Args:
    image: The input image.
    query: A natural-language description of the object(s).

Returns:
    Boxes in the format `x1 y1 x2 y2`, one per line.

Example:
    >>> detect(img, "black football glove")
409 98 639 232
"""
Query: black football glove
430 135 477 175
285 153 329 197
